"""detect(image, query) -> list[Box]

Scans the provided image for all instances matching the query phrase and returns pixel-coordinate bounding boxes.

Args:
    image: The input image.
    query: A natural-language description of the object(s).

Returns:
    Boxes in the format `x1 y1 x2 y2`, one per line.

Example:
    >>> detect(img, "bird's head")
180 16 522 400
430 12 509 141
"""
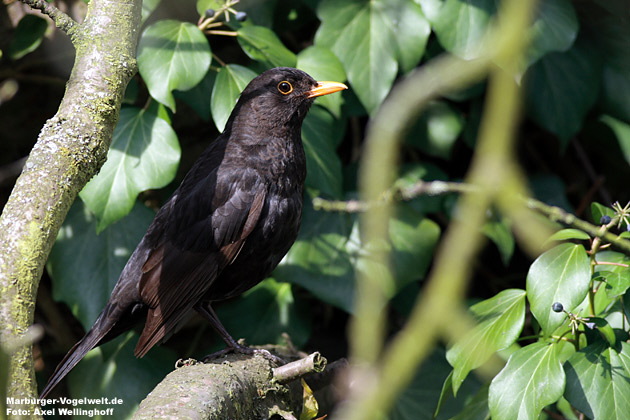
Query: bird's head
227 67 347 138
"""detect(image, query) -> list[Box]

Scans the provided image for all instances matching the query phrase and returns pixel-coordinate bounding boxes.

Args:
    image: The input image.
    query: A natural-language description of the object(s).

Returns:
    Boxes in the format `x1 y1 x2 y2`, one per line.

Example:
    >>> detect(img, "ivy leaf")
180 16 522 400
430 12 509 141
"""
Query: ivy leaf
524 40 602 146
80 106 180 232
237 25 296 68
432 0 578 65
601 115 630 166
47 201 155 330
526 0 578 65
564 341 630 420
175 69 216 121
211 64 257 132
595 250 630 299
296 46 347 118
545 228 591 243
431 0 496 59
196 0 223 16
406 101 464 160
489 342 566 420
590 202 615 225
526 244 591 335
138 20 211 111
315 0 423 113
302 106 344 198
275 197 355 312
141 0 161 23
8 14 48 60
216 279 311 348
446 289 526 394
482 219 514 266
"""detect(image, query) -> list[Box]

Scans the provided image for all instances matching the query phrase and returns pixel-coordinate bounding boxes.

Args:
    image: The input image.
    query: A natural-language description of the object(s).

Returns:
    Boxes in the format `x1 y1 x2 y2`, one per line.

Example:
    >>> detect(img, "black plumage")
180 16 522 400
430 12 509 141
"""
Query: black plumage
40 67 347 397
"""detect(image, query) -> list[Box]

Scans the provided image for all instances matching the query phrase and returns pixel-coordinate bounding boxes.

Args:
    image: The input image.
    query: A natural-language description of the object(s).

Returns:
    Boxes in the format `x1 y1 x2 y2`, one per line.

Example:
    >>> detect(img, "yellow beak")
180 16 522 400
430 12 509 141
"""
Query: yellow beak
306 81 348 98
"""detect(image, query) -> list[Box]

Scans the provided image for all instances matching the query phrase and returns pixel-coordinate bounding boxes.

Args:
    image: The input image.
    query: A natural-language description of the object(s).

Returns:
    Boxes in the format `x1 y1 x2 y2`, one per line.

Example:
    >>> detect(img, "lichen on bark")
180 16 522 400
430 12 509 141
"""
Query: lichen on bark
0 0 143 414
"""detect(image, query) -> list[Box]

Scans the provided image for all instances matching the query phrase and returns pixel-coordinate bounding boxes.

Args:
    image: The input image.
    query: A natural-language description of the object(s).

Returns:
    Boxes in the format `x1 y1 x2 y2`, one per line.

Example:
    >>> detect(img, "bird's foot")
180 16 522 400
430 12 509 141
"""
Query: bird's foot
202 341 285 366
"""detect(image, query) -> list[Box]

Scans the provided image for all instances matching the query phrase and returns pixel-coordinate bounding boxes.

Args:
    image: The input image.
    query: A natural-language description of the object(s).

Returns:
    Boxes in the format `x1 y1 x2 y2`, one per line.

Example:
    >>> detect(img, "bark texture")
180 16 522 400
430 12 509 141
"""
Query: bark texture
0 0 141 413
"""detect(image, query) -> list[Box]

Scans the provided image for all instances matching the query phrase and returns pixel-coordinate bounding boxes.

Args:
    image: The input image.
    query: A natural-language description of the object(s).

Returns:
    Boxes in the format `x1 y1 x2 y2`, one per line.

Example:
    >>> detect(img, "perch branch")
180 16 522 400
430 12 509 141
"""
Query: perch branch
272 352 327 384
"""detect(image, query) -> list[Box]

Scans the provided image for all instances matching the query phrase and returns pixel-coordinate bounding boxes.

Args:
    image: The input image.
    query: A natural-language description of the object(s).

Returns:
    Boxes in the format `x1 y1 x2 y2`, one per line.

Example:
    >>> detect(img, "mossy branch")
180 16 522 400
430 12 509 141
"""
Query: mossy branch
0 0 142 413
133 351 343 419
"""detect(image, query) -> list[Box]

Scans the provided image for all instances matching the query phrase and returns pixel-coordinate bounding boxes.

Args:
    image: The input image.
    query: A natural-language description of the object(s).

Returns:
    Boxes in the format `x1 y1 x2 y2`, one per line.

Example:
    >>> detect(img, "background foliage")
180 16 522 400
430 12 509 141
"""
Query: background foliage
1 0 629 418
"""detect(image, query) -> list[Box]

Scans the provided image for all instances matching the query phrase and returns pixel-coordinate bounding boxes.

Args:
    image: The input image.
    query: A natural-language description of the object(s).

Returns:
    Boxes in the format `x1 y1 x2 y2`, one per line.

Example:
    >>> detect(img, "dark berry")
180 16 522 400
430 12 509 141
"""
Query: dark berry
205 9 215 18
600 215 612 225
235 11 247 21
552 302 564 313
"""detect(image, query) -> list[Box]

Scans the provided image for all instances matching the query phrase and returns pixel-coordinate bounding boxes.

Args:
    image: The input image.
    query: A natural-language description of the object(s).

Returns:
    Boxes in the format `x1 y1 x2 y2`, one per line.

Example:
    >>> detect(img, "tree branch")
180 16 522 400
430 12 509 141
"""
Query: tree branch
19 0 78 36
0 0 142 413
133 351 344 419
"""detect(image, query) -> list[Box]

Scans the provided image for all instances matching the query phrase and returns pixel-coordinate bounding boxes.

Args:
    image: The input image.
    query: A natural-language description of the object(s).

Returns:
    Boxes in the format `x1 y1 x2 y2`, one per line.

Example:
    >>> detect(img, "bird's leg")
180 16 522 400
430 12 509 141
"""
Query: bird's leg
195 302 285 365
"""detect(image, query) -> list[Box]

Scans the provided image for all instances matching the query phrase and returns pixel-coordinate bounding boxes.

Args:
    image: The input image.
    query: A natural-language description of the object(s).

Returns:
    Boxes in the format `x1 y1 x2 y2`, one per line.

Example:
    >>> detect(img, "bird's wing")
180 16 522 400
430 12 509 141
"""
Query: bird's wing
134 165 267 357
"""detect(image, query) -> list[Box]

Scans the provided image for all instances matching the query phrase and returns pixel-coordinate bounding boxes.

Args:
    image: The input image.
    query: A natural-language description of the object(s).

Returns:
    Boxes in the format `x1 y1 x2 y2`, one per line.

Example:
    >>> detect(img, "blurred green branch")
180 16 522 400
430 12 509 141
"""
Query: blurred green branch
335 0 544 417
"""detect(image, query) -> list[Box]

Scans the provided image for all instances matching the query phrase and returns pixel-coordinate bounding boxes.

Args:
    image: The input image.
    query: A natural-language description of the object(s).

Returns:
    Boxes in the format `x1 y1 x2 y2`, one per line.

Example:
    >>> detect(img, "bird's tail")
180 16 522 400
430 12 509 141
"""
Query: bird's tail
39 308 120 398
39 332 100 397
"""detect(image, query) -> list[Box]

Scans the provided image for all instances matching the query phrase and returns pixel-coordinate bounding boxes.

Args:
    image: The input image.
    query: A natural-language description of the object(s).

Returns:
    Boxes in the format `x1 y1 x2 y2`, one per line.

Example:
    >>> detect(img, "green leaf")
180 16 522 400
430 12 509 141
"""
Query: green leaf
174 69 216 121
526 244 591 334
196 0 223 16
546 228 591 243
302 106 344 198
391 349 483 420
386 0 430 73
446 384 490 420
68 333 176 419
590 202 615 225
316 0 422 113
47 201 155 330
526 0 578 65
237 25 297 68
446 289 526 394
577 0 630 123
141 0 161 23
586 317 616 347
406 101 464 159
601 61 630 124
431 0 577 65
8 14 48 60
564 341 630 420
388 205 441 289
489 342 566 420
80 107 180 232
482 219 515 266
524 41 602 145
211 64 257 131
431 0 496 59
595 250 630 299
276 198 438 313
296 46 347 117
216 279 311 347
601 115 630 166
138 20 211 111
275 198 355 312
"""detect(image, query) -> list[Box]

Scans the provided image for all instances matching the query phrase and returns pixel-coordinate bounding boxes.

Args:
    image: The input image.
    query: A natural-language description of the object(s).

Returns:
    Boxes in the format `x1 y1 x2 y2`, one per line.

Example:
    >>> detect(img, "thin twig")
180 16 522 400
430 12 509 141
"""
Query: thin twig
272 352 327 385
313 180 480 212
525 198 630 254
19 0 78 36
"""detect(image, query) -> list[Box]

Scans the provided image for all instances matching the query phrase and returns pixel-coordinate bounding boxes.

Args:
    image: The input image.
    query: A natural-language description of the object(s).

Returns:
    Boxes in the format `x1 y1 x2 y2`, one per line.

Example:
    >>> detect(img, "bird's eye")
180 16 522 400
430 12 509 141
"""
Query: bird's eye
277 81 293 95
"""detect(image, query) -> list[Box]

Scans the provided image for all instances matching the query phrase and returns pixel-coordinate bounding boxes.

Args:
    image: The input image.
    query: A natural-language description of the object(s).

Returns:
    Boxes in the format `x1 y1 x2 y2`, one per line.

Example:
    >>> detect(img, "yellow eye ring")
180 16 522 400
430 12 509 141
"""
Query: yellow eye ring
277 81 293 95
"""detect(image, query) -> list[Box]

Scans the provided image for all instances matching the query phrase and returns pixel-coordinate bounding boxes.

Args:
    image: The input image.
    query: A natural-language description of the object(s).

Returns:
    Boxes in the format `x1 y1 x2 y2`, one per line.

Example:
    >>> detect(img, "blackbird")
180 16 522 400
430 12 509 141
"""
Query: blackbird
40 67 347 397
